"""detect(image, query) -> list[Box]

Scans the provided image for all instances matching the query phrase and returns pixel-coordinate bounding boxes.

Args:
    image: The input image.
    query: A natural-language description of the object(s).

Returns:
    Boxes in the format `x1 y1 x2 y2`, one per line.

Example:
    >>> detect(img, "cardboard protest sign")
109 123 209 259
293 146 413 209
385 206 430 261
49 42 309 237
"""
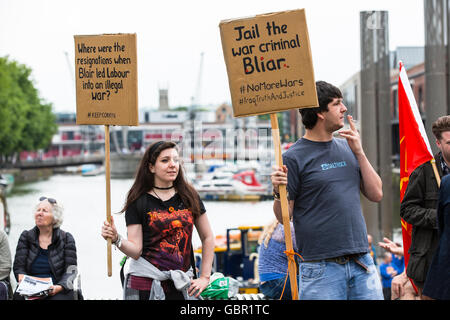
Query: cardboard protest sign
74 33 138 126
219 9 318 117
74 33 138 277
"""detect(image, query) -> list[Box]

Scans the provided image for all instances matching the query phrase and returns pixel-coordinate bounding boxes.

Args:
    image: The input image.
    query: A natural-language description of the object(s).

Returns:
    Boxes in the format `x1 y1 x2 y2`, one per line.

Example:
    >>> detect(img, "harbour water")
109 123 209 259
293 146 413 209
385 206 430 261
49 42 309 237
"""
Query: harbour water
6 174 275 300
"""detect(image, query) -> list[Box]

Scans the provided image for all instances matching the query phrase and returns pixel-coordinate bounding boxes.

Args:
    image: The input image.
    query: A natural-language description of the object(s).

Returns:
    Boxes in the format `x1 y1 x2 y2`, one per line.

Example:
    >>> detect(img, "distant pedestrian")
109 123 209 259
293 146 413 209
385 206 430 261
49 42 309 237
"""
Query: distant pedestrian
101 141 214 300
378 237 416 300
367 234 377 265
379 252 398 300
392 249 404 274
13 197 77 300
378 237 404 273
423 174 450 300
271 81 383 300
257 219 298 300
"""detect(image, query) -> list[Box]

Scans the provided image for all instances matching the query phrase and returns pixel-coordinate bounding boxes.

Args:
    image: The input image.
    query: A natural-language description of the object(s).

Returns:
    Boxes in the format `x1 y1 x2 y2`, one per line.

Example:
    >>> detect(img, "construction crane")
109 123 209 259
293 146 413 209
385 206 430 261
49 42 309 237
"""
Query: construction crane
64 51 75 93
189 52 204 120
187 52 205 165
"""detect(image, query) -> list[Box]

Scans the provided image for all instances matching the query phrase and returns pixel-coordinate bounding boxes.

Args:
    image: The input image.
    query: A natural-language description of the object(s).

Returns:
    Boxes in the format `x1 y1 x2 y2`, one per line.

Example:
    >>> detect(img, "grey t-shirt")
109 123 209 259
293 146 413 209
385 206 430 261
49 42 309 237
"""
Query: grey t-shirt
283 137 369 261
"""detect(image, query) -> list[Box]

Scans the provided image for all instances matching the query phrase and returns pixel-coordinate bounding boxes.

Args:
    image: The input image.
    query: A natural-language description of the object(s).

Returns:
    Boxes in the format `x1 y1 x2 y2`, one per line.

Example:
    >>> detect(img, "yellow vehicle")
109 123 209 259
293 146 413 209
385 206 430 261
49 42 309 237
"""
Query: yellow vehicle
195 225 263 294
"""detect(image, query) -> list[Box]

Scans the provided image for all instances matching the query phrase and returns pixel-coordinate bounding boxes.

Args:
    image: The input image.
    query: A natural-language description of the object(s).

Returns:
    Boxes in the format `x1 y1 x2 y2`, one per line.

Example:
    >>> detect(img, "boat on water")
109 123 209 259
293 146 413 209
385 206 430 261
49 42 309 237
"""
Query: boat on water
0 173 14 194
80 164 104 177
194 170 271 201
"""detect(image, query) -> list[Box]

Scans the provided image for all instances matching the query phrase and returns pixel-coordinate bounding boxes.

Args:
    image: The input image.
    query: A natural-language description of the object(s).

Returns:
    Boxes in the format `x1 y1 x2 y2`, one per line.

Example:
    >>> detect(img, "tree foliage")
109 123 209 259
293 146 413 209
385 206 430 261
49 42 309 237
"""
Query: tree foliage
0 56 57 165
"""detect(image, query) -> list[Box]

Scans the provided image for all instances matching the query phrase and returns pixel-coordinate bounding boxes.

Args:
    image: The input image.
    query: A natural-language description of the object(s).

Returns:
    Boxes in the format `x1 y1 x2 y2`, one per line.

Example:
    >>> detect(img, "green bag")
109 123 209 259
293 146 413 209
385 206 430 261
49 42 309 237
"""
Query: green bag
200 273 239 300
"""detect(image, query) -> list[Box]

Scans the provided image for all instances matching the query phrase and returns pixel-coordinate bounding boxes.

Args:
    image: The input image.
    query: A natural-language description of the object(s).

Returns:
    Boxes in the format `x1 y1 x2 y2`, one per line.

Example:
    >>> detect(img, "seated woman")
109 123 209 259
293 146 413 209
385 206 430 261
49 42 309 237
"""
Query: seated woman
13 197 77 300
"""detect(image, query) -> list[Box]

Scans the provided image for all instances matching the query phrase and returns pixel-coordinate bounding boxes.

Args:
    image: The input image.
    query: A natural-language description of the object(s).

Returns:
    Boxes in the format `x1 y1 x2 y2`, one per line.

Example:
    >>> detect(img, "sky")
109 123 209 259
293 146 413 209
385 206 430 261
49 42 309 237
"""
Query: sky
0 0 424 113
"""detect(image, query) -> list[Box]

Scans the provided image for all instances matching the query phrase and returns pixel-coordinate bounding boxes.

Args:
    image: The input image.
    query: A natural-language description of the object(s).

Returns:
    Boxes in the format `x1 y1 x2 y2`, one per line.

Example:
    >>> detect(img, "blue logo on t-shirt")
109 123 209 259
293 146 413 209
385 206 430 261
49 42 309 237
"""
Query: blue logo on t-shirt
321 161 347 171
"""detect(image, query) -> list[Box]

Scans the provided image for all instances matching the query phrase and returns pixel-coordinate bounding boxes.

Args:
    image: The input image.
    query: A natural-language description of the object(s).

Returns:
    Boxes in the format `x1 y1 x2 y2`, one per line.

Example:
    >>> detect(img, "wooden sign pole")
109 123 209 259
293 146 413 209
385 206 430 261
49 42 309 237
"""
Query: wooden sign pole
270 113 299 300
218 10 317 299
105 125 112 277
74 33 138 278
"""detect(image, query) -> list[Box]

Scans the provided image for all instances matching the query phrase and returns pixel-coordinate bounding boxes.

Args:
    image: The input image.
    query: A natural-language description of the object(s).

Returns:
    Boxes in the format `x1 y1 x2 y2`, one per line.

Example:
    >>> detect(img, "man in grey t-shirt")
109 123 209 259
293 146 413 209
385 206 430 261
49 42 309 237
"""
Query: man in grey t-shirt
271 81 384 300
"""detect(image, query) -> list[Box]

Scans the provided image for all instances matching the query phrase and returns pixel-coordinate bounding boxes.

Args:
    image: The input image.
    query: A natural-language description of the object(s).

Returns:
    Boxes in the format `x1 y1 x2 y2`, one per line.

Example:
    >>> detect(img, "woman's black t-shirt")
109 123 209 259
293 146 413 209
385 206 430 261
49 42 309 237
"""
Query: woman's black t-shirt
125 192 205 272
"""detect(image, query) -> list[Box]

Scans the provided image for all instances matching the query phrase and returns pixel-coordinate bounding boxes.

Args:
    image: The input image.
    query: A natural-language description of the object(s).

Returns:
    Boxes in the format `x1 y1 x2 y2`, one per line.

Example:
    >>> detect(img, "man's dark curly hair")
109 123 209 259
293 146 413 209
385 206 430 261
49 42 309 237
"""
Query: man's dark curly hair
299 81 343 129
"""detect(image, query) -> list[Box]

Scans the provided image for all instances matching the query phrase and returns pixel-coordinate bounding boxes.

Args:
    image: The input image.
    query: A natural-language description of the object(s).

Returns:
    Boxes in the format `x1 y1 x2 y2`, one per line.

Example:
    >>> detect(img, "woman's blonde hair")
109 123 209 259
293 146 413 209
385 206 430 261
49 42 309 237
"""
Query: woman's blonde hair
258 219 280 248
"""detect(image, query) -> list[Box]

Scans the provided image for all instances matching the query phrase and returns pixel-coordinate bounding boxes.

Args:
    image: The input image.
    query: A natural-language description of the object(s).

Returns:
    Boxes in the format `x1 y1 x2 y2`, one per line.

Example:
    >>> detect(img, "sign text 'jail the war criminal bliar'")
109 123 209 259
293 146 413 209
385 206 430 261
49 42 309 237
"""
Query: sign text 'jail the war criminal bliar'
220 9 318 117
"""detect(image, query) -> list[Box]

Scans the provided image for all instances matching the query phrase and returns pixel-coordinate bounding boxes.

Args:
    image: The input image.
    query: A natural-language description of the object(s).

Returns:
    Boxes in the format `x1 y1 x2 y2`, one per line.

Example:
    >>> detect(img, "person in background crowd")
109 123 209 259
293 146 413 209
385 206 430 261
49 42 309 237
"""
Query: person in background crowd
257 219 298 300
271 81 383 300
367 234 377 265
101 141 214 300
379 237 417 300
379 237 404 273
379 252 397 300
422 174 450 300
391 245 404 274
0 229 12 300
400 115 450 298
13 197 77 300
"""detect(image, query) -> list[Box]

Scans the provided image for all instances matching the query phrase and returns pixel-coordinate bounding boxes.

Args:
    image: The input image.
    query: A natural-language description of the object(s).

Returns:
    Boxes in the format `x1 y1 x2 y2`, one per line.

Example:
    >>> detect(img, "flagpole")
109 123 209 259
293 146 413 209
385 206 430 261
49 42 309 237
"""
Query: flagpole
430 159 441 187
398 60 440 295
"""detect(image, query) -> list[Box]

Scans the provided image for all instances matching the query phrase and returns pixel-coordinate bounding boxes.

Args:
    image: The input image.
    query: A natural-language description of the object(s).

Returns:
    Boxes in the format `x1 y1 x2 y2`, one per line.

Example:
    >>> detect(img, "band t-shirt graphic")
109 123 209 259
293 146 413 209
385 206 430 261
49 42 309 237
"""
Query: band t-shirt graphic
125 193 205 272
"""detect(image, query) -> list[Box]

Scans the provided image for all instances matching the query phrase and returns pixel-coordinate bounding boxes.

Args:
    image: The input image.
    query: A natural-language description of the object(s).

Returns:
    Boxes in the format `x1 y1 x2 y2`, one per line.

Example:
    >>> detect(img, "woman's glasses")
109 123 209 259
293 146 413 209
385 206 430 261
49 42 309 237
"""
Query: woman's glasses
39 196 57 204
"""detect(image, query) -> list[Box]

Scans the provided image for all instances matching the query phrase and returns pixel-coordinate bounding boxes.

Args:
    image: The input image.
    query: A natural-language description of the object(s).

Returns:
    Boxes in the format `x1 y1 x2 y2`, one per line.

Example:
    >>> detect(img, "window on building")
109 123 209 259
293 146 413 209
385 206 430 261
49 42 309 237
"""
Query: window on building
393 89 398 119
418 86 424 115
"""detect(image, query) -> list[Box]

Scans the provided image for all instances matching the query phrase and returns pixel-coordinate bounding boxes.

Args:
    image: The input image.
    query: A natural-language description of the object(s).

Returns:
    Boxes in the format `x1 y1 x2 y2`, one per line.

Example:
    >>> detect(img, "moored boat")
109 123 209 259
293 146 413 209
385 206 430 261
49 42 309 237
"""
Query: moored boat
81 164 104 176
194 170 271 201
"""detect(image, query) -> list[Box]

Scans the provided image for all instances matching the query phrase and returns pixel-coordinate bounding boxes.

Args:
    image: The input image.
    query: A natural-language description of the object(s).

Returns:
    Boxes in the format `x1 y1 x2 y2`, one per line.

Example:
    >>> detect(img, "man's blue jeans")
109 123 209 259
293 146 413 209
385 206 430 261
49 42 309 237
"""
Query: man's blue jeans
298 253 383 300
260 276 300 300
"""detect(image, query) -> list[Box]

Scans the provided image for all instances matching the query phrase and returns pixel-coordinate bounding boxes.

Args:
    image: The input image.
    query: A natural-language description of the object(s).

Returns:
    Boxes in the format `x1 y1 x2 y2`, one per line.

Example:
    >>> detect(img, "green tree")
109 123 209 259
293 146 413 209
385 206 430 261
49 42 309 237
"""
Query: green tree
257 112 291 141
0 56 57 165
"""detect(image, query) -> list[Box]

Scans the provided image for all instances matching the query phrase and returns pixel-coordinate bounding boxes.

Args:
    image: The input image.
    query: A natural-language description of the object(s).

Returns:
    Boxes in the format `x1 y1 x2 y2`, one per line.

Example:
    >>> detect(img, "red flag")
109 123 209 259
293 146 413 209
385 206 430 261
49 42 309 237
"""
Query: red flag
398 61 433 289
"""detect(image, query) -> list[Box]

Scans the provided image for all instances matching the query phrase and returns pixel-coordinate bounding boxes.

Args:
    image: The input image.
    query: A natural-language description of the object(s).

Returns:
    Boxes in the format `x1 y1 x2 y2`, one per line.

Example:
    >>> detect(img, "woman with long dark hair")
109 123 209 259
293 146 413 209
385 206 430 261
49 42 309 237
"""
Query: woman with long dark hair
101 141 214 300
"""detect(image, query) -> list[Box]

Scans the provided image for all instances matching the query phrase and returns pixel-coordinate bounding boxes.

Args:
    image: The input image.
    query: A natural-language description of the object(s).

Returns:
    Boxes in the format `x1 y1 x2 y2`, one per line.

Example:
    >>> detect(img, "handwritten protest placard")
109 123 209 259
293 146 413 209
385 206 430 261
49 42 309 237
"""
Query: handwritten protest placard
74 33 138 126
220 9 318 299
220 9 318 117
74 33 139 276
